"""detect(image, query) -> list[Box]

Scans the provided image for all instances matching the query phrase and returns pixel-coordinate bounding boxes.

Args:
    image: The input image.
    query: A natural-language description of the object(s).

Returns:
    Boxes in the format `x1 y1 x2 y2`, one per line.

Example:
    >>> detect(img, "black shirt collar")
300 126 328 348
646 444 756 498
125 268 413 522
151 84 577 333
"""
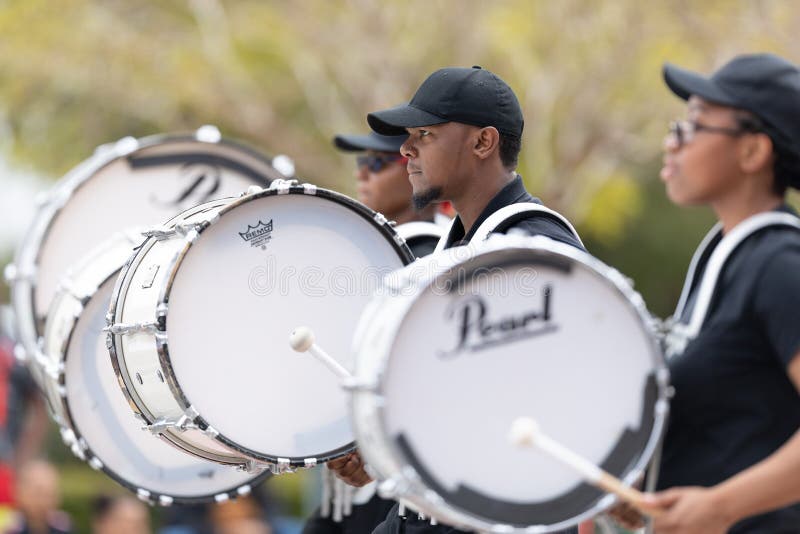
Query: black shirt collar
443 175 537 248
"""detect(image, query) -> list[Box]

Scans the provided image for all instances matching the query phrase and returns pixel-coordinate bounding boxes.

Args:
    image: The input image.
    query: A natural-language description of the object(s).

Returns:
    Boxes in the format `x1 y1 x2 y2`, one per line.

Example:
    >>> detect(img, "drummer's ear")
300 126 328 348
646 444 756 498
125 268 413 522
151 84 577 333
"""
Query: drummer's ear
473 126 500 161
738 133 773 176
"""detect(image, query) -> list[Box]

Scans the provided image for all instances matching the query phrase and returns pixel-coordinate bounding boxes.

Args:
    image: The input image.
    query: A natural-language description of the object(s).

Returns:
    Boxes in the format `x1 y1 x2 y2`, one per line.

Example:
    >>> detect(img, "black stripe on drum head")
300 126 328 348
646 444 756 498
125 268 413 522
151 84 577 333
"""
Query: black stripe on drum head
127 153 272 185
439 252 573 296
392 373 658 527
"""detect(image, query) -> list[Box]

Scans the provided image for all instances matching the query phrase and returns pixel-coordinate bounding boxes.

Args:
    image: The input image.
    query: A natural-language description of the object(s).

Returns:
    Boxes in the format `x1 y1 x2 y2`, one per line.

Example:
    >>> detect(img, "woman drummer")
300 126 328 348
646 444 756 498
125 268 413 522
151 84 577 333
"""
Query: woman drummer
625 53 800 533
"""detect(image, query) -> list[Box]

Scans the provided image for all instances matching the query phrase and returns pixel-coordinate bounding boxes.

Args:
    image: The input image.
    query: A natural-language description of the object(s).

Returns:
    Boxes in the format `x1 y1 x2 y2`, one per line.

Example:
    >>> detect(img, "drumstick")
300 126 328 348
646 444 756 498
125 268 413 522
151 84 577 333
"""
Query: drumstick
508 417 663 518
289 326 351 379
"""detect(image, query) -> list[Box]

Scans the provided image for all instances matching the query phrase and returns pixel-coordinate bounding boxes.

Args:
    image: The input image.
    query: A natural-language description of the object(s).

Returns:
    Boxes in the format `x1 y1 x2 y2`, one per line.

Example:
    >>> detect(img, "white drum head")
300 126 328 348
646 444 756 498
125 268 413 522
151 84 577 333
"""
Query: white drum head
164 190 411 462
63 274 267 502
9 132 282 384
355 239 667 530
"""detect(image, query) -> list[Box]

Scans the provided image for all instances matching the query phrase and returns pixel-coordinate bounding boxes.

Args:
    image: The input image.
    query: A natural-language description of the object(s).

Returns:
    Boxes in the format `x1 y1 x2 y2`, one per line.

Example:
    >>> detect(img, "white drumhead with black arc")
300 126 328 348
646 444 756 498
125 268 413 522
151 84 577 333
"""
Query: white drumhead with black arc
7 128 283 397
44 233 268 504
351 236 668 532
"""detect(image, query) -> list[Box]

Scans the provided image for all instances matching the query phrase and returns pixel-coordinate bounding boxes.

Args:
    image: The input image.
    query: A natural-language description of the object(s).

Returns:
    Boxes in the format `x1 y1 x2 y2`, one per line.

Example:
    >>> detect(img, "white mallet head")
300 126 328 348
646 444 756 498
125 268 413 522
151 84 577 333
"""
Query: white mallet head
509 416 540 448
289 326 315 352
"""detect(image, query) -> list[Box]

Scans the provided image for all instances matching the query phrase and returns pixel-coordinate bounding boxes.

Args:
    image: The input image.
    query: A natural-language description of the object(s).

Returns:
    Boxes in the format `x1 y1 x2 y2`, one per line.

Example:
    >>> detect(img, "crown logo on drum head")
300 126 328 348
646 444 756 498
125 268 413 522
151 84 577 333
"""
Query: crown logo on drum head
239 219 274 250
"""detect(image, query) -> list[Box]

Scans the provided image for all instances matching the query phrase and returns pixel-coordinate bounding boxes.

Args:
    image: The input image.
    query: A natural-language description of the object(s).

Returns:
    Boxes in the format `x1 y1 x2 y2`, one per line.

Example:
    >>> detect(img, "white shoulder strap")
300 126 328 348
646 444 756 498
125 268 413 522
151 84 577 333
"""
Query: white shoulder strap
672 222 723 320
471 202 583 246
433 218 457 254
681 212 800 340
394 221 445 242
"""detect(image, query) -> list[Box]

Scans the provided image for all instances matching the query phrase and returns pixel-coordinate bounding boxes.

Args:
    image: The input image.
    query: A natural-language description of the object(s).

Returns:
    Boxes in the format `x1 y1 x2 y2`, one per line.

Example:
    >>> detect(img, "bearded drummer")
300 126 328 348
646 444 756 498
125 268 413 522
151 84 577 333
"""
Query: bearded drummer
301 132 442 534
327 66 584 534
333 131 443 258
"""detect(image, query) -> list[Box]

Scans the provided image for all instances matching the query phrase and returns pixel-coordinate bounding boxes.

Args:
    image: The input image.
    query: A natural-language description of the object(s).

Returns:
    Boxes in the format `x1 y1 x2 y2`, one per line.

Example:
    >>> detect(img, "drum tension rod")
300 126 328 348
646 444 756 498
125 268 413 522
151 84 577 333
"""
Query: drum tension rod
105 321 160 335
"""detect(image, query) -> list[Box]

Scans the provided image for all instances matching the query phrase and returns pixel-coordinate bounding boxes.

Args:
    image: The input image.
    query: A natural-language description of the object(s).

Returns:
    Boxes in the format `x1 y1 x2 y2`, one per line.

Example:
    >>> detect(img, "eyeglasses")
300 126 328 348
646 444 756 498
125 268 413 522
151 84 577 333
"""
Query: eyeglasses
668 119 759 148
356 154 407 173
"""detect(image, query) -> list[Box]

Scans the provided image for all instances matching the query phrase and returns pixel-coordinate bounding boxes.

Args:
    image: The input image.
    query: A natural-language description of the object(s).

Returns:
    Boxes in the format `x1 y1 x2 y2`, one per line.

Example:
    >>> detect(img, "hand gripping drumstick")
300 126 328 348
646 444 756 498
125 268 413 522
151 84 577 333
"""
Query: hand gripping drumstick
509 417 663 518
289 326 351 380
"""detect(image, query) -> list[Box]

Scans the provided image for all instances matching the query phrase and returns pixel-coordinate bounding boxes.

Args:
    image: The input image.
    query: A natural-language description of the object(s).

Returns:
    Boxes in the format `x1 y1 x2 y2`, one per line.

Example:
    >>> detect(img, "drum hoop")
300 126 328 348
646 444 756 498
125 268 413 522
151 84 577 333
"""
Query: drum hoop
152 185 413 466
48 233 269 504
106 197 235 442
354 235 669 531
9 130 281 362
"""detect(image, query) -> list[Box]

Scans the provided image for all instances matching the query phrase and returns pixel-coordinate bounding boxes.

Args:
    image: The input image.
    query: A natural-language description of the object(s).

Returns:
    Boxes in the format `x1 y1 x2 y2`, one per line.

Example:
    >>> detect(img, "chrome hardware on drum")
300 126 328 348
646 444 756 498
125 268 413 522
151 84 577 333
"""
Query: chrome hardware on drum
6 126 285 403
349 234 669 533
107 180 413 471
43 221 267 504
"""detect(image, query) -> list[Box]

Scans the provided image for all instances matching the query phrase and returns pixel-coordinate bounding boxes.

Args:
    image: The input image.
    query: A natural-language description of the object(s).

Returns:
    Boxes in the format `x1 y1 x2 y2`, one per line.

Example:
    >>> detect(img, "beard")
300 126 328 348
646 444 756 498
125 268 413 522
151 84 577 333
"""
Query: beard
412 187 443 210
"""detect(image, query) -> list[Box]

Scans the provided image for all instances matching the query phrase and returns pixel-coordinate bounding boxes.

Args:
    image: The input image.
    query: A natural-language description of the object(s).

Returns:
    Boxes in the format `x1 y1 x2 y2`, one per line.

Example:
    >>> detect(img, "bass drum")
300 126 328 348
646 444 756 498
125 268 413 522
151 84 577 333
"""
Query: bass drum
43 200 269 505
349 234 669 533
108 181 414 471
5 126 285 406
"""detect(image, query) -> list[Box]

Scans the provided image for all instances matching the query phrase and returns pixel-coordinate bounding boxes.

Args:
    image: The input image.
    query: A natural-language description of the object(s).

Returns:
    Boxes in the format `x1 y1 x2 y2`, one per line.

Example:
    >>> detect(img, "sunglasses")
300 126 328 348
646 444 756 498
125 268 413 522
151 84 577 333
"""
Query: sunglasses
356 154 408 173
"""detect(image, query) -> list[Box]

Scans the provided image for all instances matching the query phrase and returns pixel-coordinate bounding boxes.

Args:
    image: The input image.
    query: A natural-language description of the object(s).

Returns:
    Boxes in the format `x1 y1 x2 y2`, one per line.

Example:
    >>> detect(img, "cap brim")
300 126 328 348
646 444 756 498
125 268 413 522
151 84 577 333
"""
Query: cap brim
333 133 408 153
663 63 738 106
367 104 448 136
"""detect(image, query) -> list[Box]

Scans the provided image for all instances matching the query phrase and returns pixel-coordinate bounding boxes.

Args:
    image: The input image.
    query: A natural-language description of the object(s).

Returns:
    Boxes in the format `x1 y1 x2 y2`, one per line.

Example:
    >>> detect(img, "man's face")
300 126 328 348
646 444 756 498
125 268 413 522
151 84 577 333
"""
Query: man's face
661 96 749 206
355 150 412 218
401 122 477 208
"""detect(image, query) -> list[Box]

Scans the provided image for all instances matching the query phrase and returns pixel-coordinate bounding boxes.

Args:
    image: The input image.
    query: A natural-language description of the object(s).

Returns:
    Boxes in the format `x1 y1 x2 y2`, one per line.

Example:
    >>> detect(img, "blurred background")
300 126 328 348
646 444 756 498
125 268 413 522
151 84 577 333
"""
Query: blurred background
0 0 798 532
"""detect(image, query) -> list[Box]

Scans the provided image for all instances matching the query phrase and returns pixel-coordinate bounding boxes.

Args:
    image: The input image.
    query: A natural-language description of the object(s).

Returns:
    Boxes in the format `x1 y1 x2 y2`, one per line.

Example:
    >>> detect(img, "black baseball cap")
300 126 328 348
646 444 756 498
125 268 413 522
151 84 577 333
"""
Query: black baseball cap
663 53 800 157
368 66 524 138
333 132 407 153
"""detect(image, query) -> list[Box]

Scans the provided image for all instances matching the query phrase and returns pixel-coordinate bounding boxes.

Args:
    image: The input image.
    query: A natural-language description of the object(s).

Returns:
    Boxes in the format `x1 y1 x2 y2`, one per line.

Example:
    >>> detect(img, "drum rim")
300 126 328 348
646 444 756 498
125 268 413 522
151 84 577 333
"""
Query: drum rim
351 235 670 532
8 128 281 368
51 243 270 504
106 198 257 467
152 183 414 467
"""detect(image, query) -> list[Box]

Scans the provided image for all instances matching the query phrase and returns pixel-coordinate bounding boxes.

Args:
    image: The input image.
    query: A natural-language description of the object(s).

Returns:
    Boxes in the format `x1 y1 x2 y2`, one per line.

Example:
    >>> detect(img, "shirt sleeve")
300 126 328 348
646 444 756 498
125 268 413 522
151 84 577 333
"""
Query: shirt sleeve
753 244 800 368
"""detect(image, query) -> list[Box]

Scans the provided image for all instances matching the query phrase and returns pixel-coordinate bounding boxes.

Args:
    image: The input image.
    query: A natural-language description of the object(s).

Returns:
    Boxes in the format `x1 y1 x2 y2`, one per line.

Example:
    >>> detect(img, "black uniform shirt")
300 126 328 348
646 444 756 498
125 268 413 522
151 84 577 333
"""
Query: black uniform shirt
372 175 582 534
440 175 584 251
659 206 800 533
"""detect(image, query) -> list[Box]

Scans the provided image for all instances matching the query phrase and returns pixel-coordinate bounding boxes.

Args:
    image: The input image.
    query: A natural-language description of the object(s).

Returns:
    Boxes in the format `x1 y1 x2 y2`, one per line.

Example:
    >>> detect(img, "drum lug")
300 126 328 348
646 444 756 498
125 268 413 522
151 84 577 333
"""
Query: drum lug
4 263 36 284
143 415 197 434
341 377 379 393
201 424 220 438
12 344 28 364
112 136 140 156
105 321 160 335
142 221 207 240
268 178 298 194
270 458 296 475
158 495 174 507
239 460 271 474
195 124 221 143
136 488 152 503
373 212 388 225
88 456 104 471
303 458 317 469
271 154 296 178
2 263 16 283
301 183 317 195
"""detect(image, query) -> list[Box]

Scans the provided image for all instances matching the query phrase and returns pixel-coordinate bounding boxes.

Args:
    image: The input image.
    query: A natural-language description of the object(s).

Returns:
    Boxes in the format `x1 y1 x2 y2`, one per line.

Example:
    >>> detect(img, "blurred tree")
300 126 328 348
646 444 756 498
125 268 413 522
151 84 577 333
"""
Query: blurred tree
0 0 798 313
